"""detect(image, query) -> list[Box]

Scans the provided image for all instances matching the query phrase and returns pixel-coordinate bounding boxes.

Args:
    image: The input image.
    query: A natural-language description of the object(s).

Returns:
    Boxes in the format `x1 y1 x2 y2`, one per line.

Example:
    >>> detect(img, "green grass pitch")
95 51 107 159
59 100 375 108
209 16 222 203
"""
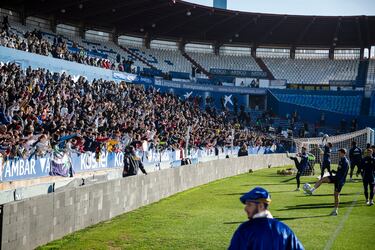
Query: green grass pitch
39 165 375 250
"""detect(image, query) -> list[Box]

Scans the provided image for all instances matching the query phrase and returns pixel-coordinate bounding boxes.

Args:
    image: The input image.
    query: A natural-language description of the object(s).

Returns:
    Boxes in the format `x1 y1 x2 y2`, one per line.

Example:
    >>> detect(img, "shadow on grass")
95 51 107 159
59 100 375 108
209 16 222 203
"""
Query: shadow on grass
223 221 244 225
299 192 358 197
281 177 296 183
269 190 296 194
241 183 291 186
275 214 330 221
223 190 296 196
223 214 330 224
277 201 364 211
223 192 246 196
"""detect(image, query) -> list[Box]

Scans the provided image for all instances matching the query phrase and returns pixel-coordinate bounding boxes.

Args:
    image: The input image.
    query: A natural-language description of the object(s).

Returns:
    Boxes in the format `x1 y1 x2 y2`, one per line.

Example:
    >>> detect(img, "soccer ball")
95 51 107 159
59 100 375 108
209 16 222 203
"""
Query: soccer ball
303 183 311 192
322 134 329 143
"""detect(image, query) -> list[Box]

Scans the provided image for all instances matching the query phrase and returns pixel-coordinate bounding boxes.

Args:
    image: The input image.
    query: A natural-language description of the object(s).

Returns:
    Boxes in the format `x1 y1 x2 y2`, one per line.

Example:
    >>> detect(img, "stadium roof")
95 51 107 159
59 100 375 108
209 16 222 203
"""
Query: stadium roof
1 0 375 48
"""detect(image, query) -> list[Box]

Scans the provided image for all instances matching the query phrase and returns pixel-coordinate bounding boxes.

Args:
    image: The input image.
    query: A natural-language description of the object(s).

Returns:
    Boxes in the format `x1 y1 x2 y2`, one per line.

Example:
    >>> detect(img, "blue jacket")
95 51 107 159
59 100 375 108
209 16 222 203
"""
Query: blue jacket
336 156 349 185
228 218 304 250
299 152 309 171
361 156 375 183
323 145 331 163
349 146 362 163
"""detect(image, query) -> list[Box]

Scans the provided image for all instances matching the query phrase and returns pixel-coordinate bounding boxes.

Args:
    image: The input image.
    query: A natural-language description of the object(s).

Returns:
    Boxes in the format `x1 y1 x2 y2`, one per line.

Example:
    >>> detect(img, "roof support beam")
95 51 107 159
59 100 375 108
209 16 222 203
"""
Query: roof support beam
26 0 90 17
332 17 342 46
80 0 152 20
160 12 209 36
258 16 287 44
110 2 171 25
201 14 237 37
365 16 370 48
295 17 316 45
222 15 259 43
356 18 363 48
130 8 191 33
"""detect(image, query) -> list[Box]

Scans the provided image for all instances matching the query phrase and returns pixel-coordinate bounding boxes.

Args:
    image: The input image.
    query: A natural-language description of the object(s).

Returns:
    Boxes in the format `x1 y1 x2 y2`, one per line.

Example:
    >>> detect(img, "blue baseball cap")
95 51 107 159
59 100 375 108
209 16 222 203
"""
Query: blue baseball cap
240 187 272 204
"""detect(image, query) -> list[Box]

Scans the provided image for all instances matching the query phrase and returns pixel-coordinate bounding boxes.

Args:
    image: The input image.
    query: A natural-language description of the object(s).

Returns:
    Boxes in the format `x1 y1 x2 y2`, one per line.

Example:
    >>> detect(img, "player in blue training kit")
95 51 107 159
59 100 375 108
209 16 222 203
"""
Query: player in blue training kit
320 142 333 179
229 187 304 250
287 147 310 191
361 148 375 205
228 187 304 250
349 141 362 181
305 148 349 215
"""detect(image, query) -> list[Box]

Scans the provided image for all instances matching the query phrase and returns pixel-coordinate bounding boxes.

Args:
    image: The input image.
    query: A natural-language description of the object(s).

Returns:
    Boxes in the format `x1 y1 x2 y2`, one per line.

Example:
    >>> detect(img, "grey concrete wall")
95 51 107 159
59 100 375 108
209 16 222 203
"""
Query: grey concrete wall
0 154 292 250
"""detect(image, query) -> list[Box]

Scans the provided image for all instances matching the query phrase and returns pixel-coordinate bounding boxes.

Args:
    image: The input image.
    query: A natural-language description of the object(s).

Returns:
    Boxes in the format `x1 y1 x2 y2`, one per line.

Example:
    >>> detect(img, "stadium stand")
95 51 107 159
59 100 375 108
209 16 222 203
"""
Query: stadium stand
262 57 359 84
0 19 370 88
271 90 362 115
126 46 192 76
0 62 293 162
187 52 261 73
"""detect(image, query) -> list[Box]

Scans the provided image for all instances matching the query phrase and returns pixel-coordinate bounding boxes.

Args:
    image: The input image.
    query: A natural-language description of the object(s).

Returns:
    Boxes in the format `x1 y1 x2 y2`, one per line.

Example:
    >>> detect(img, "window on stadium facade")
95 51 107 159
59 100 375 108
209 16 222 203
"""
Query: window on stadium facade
295 49 329 59
185 43 214 54
0 8 20 23
150 40 178 51
256 47 289 58
334 49 360 60
56 24 79 38
370 46 375 59
118 35 143 47
220 45 251 56
85 30 110 42
25 16 50 31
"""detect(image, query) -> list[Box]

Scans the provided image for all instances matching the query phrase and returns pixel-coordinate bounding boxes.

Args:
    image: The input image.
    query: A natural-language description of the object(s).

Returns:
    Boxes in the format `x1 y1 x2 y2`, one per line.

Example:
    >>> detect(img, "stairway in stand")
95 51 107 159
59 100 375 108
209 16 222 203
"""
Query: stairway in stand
253 56 275 80
182 52 211 78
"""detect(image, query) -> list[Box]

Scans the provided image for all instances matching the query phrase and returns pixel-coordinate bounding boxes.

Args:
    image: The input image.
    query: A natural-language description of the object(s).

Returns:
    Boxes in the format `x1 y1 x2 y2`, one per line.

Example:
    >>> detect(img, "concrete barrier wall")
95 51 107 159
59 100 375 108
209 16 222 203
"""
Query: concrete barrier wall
0 154 291 250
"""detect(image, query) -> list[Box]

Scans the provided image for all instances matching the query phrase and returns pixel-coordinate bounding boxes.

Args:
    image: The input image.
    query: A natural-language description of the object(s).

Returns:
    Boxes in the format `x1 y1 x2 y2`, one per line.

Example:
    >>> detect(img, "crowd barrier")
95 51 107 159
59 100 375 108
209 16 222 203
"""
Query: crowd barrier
0 146 275 183
0 153 292 250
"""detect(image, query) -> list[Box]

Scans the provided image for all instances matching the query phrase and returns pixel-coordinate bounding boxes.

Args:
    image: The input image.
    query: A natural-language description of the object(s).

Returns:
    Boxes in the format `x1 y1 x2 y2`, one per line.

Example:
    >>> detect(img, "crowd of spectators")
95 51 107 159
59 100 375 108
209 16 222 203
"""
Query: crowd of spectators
0 63 291 161
0 18 132 73
0 28 51 56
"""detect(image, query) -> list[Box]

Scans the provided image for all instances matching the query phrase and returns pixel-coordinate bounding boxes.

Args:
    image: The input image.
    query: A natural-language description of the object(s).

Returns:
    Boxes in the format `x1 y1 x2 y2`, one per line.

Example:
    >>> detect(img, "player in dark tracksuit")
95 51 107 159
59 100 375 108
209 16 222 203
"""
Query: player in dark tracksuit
306 148 349 215
122 146 147 177
349 141 362 180
287 147 310 191
361 149 375 205
320 143 333 179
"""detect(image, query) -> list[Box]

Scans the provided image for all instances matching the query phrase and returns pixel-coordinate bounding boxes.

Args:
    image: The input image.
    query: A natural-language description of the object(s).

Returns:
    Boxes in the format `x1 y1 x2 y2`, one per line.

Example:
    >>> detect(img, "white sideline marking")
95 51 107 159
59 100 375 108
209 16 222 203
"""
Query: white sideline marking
323 192 360 250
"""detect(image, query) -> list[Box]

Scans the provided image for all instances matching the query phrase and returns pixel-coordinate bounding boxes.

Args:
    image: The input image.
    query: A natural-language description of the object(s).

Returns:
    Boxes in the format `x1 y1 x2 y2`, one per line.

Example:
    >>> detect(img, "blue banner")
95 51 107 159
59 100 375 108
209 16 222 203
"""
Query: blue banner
0 157 51 182
210 68 267 78
329 80 356 86
0 152 126 182
155 80 267 94
112 72 154 85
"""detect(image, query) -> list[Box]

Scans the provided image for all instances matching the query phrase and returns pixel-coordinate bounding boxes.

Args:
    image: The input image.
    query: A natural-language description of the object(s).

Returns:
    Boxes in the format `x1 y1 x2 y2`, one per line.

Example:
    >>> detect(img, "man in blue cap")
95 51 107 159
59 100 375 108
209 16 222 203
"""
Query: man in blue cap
228 187 304 250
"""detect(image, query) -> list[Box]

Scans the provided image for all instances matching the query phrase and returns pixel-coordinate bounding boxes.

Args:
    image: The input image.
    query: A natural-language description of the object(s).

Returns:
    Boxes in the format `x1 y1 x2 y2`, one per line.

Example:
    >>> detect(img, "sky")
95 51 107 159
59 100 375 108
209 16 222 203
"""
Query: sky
186 0 375 16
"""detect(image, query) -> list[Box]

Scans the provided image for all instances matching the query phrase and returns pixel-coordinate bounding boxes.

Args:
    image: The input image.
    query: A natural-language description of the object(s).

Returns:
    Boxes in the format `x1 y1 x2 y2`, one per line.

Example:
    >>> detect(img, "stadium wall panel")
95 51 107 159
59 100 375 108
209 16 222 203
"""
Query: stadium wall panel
0 154 291 250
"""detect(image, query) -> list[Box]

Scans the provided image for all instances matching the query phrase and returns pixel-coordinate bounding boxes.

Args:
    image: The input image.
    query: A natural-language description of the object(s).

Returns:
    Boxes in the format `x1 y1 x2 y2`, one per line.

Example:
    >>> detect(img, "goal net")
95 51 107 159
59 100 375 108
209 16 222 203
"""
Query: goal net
294 128 375 168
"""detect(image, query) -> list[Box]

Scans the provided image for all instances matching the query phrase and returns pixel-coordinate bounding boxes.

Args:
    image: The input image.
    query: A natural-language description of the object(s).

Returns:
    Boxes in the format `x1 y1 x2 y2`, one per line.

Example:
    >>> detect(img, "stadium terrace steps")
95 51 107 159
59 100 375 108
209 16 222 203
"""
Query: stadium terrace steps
254 56 275 80
366 59 375 87
356 59 369 87
120 46 157 70
182 52 211 78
